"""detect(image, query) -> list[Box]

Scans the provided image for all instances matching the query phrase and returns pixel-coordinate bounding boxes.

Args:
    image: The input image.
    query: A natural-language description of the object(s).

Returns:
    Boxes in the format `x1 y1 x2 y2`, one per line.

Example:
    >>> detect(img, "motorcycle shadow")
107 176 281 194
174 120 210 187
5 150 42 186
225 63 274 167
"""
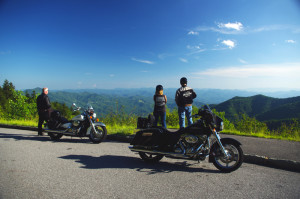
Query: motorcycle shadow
0 132 103 144
59 154 219 174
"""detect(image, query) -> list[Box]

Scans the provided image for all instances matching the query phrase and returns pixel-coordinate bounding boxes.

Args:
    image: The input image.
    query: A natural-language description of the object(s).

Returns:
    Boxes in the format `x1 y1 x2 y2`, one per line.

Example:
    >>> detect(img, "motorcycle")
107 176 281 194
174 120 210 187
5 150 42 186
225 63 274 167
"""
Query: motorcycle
129 105 243 172
44 103 107 144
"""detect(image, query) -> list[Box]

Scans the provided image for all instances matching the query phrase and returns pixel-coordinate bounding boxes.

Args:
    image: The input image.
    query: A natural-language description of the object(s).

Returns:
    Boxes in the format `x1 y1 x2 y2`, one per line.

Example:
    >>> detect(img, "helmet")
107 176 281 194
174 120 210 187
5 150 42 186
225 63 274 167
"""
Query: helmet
156 85 163 92
180 77 187 85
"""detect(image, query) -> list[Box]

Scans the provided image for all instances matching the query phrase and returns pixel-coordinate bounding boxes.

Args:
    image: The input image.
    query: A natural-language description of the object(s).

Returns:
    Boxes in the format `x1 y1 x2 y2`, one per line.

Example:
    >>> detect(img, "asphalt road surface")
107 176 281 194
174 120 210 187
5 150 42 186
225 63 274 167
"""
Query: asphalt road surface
0 128 299 199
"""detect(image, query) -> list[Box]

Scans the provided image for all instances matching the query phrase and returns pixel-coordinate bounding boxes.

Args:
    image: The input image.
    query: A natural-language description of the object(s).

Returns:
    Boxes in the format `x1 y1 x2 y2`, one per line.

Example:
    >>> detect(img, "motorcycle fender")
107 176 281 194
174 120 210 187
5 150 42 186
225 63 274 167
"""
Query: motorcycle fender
86 122 106 135
208 138 242 162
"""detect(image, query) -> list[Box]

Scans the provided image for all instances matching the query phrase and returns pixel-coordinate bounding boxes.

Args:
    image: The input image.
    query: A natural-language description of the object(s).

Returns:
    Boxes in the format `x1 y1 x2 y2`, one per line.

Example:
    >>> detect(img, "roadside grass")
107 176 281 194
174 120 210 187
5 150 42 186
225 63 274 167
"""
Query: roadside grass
222 129 300 142
0 119 299 142
0 119 38 127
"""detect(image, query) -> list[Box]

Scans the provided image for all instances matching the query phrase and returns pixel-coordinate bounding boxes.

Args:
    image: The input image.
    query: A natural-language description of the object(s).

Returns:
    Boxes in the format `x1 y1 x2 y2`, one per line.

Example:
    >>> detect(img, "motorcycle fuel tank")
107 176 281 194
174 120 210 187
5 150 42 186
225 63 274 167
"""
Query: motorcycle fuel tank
72 114 84 121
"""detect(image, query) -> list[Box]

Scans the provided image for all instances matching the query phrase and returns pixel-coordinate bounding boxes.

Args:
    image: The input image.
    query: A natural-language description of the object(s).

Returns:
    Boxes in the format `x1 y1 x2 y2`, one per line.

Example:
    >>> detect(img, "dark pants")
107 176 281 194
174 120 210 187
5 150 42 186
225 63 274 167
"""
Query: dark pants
38 109 51 134
154 111 167 128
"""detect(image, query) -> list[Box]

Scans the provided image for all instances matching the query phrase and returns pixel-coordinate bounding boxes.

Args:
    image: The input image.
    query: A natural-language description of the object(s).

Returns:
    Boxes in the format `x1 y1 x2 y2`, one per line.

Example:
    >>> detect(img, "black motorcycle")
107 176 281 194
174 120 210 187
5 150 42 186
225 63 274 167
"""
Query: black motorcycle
129 105 243 172
44 103 107 144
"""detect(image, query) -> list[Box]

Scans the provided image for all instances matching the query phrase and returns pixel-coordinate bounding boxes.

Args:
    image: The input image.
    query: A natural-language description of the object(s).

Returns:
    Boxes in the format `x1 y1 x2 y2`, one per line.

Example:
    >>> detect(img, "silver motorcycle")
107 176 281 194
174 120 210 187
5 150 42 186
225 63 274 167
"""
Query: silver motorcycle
44 103 107 143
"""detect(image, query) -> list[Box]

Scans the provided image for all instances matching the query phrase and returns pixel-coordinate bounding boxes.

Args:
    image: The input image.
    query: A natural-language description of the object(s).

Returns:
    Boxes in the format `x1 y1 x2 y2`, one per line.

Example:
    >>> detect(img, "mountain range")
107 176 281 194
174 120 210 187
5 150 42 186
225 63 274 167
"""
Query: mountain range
25 88 300 123
213 95 300 123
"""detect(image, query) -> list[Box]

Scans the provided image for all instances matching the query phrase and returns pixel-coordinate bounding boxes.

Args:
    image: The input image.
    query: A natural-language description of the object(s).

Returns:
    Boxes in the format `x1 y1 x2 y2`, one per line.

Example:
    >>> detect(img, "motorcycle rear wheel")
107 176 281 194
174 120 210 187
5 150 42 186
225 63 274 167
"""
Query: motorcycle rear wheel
211 143 243 173
89 125 107 144
48 133 63 141
139 152 164 163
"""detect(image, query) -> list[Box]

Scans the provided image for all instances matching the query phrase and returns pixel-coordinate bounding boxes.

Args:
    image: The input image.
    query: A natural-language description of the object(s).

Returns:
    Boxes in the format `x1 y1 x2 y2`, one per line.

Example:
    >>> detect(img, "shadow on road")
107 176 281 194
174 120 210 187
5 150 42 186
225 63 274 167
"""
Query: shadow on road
0 132 108 144
59 154 219 174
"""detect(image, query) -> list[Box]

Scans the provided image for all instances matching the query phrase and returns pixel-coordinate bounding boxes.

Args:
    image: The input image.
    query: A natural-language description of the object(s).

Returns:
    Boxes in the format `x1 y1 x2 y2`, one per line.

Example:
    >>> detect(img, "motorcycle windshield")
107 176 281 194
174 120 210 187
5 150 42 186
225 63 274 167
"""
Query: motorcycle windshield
86 103 94 113
203 104 211 112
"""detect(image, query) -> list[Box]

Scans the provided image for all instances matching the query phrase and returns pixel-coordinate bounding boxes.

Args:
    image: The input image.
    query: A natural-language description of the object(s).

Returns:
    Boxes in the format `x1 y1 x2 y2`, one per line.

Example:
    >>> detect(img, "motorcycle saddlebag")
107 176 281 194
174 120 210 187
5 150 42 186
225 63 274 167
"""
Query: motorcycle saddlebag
137 114 155 129
130 128 165 146
48 110 69 129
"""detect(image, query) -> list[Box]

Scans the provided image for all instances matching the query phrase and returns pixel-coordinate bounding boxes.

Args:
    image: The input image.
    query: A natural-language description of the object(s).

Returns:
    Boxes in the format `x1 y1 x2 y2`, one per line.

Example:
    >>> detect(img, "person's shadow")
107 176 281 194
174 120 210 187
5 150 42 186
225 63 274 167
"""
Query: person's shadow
58 154 219 175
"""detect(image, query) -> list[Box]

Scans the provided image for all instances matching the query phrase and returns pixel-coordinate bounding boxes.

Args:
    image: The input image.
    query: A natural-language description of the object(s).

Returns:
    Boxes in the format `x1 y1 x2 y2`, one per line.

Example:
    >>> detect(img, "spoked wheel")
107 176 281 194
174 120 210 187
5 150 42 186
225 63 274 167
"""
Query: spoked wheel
211 143 243 173
48 133 63 141
139 152 164 163
89 125 107 144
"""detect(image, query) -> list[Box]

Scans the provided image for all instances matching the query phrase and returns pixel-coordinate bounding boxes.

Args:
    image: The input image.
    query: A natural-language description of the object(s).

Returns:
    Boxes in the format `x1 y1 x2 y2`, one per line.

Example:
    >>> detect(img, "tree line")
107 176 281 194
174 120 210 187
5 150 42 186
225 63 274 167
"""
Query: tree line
0 80 299 140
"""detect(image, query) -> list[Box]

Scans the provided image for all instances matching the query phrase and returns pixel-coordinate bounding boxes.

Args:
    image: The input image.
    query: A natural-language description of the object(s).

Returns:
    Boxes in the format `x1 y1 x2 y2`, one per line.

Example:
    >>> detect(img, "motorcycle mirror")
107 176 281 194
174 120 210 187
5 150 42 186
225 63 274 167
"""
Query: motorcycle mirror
72 103 77 107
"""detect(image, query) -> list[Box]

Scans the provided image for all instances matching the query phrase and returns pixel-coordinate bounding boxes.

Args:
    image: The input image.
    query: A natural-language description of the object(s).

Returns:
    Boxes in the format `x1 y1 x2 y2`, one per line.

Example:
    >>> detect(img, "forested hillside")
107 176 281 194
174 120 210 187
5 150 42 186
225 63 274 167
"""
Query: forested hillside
213 95 300 123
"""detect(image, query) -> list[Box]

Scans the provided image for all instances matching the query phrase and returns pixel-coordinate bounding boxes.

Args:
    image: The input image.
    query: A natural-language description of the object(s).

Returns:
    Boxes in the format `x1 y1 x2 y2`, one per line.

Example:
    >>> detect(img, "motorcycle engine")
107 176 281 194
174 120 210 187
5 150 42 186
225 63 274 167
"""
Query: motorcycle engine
72 120 80 127
181 134 207 155
184 135 199 144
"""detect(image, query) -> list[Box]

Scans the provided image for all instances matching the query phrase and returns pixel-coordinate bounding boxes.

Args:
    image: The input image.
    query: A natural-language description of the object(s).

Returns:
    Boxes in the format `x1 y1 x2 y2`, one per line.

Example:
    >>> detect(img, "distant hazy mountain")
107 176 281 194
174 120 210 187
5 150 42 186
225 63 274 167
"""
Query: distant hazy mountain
23 88 300 119
213 95 300 122
45 88 300 104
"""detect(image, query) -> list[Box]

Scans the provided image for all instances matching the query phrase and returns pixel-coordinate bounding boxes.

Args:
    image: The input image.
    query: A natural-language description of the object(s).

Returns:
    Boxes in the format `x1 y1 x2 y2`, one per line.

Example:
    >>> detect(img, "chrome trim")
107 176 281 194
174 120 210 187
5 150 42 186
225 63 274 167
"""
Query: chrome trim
213 130 229 158
128 146 190 158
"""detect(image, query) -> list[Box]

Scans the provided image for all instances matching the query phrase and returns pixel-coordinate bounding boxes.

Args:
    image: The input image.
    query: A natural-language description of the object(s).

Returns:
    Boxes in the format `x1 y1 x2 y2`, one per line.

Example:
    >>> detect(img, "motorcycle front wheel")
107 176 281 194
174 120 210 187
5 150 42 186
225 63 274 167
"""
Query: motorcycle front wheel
139 152 164 163
211 143 243 173
89 125 107 144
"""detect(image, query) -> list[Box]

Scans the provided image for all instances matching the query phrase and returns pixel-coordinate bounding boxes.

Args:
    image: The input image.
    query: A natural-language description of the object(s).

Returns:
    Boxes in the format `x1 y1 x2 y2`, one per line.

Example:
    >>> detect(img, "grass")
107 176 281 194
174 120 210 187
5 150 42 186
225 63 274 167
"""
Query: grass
0 119 38 127
0 119 299 142
222 129 300 142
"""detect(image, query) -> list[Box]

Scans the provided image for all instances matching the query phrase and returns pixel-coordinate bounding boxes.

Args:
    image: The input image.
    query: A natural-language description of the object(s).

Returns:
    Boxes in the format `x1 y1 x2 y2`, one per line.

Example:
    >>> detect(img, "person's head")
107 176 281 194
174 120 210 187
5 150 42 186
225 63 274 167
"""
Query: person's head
43 87 48 95
180 77 187 87
156 85 163 95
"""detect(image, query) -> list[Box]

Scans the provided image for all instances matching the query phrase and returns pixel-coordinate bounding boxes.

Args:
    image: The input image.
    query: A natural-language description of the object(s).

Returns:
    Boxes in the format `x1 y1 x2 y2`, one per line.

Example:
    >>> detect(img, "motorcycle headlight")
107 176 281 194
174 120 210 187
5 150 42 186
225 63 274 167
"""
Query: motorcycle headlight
92 113 96 120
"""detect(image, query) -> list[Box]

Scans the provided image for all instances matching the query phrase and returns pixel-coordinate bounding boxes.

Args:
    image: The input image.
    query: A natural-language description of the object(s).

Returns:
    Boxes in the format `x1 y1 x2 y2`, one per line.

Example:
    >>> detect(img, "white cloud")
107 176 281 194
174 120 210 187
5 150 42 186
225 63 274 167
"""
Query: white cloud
131 57 154 64
218 22 243 31
285 40 296 44
194 63 300 78
186 45 206 54
109 74 115 77
179 58 188 63
187 31 199 35
221 40 235 49
239 59 248 64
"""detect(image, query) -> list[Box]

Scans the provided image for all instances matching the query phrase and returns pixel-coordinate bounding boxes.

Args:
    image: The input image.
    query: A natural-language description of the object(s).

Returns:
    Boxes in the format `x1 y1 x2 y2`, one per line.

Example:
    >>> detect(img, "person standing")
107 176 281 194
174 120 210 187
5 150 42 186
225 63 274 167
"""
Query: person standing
175 77 197 128
36 87 52 136
153 85 167 128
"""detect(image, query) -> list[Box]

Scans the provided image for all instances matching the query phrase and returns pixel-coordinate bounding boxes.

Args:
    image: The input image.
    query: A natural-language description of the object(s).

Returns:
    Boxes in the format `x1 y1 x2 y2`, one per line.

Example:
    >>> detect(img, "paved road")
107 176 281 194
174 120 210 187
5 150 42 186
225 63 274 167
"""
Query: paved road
0 128 299 199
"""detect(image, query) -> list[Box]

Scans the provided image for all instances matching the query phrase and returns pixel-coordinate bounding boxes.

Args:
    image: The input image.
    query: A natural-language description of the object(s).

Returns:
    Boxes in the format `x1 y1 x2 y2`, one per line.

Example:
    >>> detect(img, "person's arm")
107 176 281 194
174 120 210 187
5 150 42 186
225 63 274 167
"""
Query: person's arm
175 90 180 106
45 95 51 109
192 89 197 99
164 95 167 103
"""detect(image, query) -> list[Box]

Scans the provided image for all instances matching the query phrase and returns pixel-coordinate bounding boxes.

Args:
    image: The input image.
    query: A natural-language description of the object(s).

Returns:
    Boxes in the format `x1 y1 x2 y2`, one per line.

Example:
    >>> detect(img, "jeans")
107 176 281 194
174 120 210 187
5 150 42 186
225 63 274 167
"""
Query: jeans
153 111 167 128
178 106 193 128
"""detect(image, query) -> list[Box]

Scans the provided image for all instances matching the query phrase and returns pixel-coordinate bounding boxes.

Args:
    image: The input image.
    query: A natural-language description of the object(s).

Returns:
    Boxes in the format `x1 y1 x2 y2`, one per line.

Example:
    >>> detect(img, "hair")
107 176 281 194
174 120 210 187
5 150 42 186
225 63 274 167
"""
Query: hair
43 88 48 93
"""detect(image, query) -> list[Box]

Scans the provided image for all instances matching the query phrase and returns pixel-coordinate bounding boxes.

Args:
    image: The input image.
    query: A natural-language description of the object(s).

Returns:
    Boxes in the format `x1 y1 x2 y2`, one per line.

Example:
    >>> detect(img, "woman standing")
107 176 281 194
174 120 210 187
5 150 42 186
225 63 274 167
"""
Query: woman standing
153 85 167 128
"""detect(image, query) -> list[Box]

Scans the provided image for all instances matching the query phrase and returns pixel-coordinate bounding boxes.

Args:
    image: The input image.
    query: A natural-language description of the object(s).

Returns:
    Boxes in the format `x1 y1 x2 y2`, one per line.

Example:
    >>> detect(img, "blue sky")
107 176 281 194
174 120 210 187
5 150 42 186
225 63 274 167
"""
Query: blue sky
1 0 300 91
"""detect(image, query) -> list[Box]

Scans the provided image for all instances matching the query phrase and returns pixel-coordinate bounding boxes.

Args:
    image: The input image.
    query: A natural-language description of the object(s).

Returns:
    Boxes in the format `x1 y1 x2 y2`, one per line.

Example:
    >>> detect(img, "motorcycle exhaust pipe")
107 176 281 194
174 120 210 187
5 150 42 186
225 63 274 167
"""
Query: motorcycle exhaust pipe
128 146 190 158
44 129 74 136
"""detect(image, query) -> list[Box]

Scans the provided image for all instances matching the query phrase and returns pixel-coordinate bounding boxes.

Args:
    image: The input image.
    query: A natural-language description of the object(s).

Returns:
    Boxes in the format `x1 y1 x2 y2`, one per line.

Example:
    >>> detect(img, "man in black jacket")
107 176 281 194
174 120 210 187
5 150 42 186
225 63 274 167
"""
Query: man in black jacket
175 77 197 128
36 88 52 136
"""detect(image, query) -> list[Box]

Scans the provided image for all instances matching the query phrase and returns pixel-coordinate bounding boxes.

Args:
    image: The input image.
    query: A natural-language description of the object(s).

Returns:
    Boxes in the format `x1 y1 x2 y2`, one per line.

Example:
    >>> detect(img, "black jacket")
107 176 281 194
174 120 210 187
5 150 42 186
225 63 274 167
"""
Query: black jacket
36 93 51 112
175 86 197 107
